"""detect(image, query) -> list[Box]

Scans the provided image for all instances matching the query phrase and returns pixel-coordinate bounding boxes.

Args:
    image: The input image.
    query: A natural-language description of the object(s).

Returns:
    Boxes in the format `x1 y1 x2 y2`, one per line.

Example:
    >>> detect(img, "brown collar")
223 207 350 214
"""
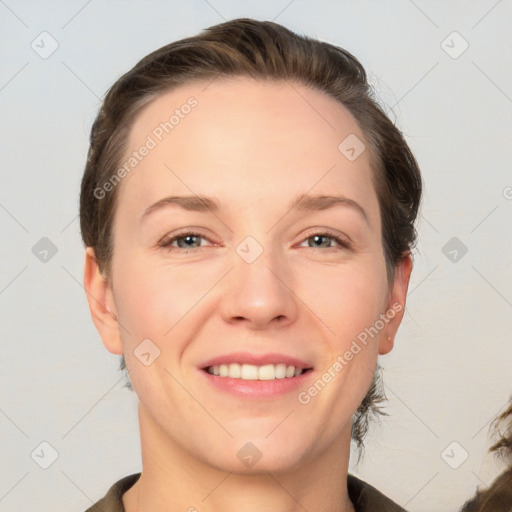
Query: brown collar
85 472 406 512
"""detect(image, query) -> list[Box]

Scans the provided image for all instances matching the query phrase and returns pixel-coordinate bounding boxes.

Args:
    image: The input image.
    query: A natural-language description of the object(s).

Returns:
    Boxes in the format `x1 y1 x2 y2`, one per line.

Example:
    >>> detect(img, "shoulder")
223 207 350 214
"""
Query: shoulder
347 474 407 512
83 473 141 512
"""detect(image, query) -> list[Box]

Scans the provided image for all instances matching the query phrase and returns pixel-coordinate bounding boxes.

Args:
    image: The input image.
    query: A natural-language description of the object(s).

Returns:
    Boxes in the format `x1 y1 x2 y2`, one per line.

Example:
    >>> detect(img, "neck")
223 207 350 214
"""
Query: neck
123 402 356 512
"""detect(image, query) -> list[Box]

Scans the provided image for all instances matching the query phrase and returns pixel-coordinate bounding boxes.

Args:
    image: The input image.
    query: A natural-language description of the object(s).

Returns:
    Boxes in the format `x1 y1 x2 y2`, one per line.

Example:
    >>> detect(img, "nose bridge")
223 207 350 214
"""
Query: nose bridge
235 231 286 295
220 230 297 326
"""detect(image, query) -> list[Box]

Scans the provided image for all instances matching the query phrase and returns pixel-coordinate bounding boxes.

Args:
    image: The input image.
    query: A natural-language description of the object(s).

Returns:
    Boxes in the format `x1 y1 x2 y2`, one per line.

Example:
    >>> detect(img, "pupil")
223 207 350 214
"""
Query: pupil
183 235 197 247
313 235 326 247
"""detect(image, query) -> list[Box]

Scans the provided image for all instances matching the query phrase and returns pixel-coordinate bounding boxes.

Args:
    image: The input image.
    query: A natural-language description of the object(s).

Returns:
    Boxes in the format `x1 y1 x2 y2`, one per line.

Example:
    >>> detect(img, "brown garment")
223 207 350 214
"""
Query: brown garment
84 472 407 512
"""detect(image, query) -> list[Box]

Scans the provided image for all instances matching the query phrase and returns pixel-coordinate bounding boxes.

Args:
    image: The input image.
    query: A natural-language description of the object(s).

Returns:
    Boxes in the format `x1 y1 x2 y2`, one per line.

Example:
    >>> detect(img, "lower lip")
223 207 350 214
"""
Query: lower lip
199 369 314 399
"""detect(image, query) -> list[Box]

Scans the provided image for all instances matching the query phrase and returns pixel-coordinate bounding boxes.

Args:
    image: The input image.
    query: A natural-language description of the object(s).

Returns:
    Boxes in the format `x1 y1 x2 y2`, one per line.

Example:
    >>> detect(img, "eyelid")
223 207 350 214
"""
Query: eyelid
158 227 352 252
297 227 352 246
158 228 217 248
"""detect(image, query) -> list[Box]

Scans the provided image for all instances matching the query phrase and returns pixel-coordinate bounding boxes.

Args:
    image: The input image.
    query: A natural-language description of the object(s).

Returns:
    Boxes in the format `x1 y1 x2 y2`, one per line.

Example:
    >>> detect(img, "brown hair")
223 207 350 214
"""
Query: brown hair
79 18 422 449
461 401 512 512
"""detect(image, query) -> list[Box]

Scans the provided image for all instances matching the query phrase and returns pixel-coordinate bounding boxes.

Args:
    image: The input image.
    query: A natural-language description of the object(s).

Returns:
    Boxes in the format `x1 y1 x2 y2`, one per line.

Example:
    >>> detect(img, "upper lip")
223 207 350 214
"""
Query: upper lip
200 352 313 370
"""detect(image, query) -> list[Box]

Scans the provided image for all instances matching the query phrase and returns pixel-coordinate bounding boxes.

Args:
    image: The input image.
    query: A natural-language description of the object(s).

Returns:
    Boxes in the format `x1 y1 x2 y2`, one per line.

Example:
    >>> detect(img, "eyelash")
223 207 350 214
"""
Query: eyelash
157 230 351 254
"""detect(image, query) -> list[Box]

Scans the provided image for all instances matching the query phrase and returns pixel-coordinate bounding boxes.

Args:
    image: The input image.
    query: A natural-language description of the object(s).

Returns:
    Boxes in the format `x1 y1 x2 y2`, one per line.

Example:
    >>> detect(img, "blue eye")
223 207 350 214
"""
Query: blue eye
300 232 351 250
158 232 208 253
158 230 351 254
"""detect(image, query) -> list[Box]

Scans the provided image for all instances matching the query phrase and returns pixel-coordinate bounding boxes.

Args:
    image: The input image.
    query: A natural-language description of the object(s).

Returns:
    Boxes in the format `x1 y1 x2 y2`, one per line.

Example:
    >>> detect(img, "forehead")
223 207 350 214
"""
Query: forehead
128 76 366 155
118 76 378 222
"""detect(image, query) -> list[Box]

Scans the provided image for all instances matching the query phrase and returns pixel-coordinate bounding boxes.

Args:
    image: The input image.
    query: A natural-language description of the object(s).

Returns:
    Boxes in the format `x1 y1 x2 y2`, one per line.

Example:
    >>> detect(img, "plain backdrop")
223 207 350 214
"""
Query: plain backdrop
1 1 511 511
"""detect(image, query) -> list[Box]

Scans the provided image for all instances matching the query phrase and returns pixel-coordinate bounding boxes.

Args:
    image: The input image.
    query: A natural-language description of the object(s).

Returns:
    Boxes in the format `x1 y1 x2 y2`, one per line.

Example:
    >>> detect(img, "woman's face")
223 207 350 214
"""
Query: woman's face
87 77 411 472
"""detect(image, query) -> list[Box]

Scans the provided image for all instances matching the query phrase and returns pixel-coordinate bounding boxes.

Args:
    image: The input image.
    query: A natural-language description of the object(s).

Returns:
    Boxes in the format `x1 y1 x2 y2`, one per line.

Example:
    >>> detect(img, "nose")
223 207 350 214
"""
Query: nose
218 241 298 330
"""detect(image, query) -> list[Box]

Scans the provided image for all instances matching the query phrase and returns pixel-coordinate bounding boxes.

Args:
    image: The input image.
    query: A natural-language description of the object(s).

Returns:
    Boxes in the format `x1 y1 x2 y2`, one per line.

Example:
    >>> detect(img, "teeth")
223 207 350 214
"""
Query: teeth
228 363 241 378
275 363 287 379
207 363 306 380
241 364 258 380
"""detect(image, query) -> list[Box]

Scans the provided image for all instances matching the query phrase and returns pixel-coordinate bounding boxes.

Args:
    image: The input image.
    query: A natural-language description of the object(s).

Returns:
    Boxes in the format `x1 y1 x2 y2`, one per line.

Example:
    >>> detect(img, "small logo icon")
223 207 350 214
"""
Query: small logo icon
32 237 58 263
442 237 468 263
441 441 468 469
236 236 263 264
441 31 469 59
31 31 59 59
134 338 161 366
237 442 263 468
31 441 59 469
338 134 366 162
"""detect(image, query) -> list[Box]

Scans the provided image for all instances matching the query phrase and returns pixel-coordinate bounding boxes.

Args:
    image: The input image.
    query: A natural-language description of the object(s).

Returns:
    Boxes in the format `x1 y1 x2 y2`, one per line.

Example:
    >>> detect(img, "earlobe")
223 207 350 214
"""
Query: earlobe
83 247 123 355
378 252 413 355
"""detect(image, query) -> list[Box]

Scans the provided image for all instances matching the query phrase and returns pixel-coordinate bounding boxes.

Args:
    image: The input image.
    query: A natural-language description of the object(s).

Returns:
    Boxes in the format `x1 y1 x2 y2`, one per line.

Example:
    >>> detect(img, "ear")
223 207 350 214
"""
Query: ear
83 247 123 355
378 252 413 355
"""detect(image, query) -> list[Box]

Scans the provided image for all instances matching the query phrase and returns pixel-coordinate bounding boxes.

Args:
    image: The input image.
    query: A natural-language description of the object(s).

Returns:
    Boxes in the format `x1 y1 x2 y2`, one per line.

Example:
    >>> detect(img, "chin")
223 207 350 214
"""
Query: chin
201 429 314 475
214 448 308 475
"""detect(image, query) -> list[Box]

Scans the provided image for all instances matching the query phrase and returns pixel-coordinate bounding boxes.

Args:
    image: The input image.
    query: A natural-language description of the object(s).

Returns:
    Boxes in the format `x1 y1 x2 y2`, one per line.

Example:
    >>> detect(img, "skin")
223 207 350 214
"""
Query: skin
84 77 412 512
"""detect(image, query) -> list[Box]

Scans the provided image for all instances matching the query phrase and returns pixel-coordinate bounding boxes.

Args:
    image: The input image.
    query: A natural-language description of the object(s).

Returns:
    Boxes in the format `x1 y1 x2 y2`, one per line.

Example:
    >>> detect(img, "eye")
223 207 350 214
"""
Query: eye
299 231 351 251
158 229 351 254
158 231 213 253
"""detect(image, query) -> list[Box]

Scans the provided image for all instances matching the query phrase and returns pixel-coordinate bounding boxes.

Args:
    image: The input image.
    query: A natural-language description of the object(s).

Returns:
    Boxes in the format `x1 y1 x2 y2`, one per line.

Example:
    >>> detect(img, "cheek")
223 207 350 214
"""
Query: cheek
298 258 389 342
112 256 211 342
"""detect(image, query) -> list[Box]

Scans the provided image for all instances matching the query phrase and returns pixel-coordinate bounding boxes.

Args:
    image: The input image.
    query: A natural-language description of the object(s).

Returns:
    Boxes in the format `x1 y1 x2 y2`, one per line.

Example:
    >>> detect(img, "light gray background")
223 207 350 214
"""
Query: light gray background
1 1 511 511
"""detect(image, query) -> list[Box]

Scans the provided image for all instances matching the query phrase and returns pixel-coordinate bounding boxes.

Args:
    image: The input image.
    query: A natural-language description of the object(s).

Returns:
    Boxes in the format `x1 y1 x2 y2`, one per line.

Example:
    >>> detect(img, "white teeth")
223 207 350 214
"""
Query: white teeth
228 363 241 378
241 364 259 380
258 364 275 380
275 363 287 379
207 363 306 380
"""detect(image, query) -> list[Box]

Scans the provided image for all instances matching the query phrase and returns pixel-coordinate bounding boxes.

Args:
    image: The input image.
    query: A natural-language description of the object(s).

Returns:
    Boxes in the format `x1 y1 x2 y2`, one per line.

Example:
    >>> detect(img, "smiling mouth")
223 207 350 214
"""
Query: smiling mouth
203 363 313 380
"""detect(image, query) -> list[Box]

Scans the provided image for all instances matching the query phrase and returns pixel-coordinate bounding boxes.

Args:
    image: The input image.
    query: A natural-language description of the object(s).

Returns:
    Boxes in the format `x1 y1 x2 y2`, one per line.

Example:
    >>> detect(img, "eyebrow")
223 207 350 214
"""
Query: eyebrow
140 193 370 226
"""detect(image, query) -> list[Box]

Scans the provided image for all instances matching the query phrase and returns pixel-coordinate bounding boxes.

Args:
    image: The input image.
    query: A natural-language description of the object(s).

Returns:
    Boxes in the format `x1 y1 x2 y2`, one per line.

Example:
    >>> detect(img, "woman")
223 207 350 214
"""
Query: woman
461 400 512 512
80 18 422 512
